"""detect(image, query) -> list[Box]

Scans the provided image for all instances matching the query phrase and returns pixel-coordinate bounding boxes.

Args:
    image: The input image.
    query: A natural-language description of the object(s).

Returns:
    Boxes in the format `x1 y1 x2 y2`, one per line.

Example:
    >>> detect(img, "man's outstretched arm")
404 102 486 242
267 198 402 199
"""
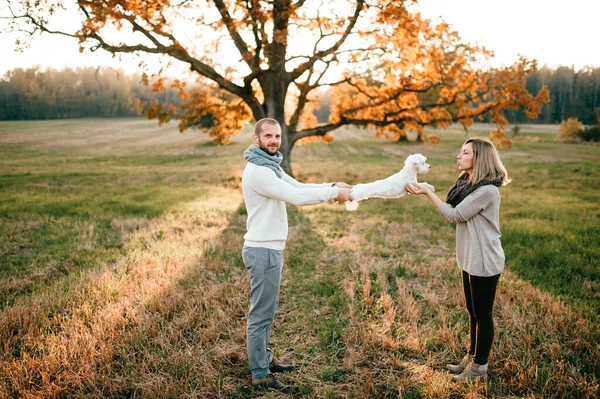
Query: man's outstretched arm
251 169 352 205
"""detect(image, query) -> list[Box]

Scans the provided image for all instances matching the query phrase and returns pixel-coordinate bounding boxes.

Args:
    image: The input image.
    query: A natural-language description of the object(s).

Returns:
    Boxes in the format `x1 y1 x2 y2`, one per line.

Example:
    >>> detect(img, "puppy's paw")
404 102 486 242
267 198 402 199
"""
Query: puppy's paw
421 182 435 192
345 200 359 211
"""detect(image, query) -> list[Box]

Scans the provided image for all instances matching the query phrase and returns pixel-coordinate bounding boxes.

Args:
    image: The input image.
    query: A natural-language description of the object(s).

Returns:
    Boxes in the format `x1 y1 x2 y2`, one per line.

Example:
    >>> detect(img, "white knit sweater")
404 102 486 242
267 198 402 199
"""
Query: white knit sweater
242 162 338 250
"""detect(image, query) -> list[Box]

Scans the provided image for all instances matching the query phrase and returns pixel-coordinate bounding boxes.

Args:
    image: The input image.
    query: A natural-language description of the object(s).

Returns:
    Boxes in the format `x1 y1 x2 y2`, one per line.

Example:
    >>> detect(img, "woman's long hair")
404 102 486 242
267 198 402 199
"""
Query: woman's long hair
463 138 511 186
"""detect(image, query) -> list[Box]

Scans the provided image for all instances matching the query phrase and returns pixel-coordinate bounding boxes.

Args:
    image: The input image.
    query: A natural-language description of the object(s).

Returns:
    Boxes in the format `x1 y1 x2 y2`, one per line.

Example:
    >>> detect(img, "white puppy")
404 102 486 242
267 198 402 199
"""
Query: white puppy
345 153 435 211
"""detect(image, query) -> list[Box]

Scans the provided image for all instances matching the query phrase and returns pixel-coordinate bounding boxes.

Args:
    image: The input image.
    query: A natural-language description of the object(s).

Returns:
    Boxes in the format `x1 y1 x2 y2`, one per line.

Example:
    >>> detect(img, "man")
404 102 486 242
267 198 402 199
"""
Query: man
241 118 352 390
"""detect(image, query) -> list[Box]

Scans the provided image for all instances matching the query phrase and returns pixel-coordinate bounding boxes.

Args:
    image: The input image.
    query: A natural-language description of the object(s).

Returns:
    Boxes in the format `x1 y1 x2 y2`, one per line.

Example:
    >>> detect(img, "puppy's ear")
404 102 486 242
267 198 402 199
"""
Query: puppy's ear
404 154 416 165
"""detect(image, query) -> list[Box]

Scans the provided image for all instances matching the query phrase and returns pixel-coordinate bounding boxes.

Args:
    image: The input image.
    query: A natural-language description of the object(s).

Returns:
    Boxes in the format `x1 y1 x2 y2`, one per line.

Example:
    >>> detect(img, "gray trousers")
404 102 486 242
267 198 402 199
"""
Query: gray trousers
242 246 284 379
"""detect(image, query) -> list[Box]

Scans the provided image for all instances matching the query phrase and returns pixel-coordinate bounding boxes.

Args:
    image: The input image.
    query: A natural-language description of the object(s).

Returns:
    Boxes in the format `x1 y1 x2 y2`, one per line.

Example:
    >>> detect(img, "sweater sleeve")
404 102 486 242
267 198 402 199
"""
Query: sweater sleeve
250 168 338 206
281 171 333 189
437 187 493 223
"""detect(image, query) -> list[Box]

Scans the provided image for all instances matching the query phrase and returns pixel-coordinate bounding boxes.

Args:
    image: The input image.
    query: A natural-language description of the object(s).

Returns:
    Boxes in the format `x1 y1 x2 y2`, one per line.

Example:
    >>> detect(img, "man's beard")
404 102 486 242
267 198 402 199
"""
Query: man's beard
258 139 279 155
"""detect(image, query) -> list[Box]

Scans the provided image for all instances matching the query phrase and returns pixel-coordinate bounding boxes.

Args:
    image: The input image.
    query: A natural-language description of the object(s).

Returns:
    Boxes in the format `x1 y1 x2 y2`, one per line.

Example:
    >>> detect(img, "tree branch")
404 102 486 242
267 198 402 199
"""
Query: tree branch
212 0 255 71
291 0 309 10
288 77 312 132
122 15 171 48
292 90 495 145
341 81 439 115
291 121 346 145
268 0 291 72
8 12 78 38
288 0 365 81
243 0 265 70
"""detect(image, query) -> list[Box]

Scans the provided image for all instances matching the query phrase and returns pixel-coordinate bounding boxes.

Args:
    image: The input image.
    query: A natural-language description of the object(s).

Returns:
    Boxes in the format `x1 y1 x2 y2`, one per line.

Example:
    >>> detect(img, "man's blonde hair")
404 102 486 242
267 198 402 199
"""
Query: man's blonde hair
254 118 280 136
464 138 511 186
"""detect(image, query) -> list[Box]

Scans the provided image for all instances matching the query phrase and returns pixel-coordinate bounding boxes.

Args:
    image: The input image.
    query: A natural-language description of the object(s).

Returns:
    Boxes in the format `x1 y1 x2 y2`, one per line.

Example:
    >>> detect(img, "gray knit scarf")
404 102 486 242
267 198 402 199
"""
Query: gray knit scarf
244 145 284 178
446 173 502 207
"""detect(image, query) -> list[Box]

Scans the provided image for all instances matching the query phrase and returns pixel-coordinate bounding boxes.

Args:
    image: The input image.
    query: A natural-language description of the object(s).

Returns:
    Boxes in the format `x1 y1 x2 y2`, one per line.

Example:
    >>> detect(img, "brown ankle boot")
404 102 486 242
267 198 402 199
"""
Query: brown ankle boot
446 354 473 373
451 362 488 382
269 359 295 373
251 374 287 390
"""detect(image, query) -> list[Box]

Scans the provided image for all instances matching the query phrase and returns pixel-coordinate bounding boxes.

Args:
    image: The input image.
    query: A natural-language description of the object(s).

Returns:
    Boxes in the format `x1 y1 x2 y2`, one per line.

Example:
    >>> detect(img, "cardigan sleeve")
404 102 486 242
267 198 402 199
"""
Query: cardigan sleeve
436 186 494 223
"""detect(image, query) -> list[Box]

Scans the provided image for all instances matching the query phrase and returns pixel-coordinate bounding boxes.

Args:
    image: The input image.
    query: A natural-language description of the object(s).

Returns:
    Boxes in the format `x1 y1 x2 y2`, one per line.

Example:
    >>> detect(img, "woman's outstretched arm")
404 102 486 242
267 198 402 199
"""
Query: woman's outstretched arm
408 183 491 223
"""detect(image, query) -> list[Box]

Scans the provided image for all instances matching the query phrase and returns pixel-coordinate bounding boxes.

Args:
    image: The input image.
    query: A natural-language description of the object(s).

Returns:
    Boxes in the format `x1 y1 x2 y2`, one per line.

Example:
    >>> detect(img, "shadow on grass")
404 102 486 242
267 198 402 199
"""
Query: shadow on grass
0 191 245 397
0 168 210 309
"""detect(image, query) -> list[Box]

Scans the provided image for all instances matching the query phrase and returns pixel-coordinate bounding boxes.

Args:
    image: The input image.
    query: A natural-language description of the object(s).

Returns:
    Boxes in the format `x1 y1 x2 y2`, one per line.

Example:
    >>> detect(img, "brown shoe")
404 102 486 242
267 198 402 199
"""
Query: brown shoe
451 362 488 383
251 374 287 390
269 359 295 373
446 354 473 374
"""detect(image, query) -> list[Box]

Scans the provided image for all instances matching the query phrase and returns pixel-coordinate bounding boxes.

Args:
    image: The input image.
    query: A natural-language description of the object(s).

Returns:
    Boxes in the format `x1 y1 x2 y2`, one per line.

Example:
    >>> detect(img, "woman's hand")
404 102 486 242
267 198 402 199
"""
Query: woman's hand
407 182 444 209
406 183 430 195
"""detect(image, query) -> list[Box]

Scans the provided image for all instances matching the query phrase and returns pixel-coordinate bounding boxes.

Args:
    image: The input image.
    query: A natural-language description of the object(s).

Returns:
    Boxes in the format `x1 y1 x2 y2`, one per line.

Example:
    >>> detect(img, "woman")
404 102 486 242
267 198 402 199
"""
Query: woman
406 138 510 382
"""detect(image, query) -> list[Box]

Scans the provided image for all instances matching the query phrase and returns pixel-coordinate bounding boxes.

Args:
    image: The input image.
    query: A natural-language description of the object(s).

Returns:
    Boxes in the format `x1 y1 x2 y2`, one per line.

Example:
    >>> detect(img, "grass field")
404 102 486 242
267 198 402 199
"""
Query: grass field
0 118 598 398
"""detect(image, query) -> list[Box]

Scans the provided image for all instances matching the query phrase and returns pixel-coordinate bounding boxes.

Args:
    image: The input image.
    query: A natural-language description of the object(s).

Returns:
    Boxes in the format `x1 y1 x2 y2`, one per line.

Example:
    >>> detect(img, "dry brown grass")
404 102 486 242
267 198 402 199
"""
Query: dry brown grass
1 119 598 398
1 193 598 398
0 208 600 398
329 219 599 398
0 187 251 398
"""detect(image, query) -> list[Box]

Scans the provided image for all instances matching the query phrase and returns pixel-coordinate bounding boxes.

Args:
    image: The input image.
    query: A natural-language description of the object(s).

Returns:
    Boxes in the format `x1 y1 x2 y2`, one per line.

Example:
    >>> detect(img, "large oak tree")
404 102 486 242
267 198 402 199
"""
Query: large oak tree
6 0 549 174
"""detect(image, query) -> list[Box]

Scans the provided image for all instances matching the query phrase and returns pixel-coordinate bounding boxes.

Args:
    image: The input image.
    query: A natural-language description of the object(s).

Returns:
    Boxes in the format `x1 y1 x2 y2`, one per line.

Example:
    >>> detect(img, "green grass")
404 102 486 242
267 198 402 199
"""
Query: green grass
0 119 240 307
0 159 212 306
0 118 598 398
500 160 600 318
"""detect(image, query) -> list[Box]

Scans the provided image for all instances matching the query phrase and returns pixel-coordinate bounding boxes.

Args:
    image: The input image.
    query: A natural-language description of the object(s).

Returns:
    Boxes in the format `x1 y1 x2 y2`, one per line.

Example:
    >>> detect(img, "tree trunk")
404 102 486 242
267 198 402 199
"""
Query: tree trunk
593 76 598 113
396 123 407 142
260 71 293 175
279 127 292 175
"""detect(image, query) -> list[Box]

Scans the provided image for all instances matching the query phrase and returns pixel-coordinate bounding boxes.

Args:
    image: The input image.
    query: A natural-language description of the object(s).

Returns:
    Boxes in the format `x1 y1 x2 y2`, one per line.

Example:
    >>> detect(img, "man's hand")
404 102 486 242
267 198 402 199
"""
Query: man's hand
335 182 353 189
336 187 353 203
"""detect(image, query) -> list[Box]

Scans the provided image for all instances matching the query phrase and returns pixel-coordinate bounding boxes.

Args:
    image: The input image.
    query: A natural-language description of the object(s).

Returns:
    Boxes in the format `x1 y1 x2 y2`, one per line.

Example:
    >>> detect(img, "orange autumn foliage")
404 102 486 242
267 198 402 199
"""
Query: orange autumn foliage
9 0 549 172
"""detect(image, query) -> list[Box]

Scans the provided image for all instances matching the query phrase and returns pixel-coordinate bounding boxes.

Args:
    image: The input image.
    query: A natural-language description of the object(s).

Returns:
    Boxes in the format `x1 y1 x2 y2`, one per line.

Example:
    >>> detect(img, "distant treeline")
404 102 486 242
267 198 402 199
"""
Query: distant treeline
505 66 600 125
1 65 600 124
0 67 179 120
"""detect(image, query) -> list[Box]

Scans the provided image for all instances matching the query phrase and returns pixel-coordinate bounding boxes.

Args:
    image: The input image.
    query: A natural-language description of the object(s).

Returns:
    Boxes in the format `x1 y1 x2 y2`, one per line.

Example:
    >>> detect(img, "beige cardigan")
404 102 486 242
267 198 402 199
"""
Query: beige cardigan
437 185 505 277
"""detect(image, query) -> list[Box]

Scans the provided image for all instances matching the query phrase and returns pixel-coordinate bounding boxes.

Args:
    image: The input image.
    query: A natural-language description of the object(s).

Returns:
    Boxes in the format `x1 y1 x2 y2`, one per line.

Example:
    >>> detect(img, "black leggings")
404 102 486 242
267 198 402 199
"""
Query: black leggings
462 270 501 365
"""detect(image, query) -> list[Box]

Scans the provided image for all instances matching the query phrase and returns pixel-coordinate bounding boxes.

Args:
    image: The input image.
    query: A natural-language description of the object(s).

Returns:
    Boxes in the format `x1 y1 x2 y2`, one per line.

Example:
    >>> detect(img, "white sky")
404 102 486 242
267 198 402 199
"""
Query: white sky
1 0 598 76
417 0 599 70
